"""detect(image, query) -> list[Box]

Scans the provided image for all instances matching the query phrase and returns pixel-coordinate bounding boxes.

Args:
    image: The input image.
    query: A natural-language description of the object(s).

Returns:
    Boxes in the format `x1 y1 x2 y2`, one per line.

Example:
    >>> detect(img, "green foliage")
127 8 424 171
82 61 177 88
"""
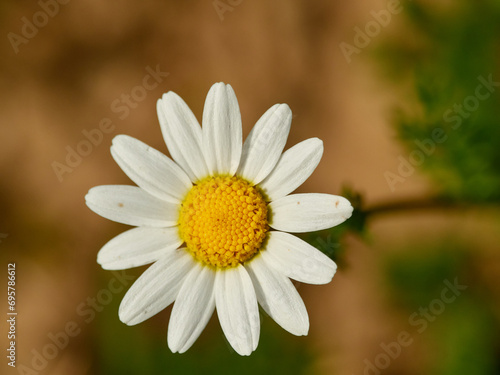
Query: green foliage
372 3 500 373
384 244 466 309
432 300 497 375
380 0 500 202
384 243 499 375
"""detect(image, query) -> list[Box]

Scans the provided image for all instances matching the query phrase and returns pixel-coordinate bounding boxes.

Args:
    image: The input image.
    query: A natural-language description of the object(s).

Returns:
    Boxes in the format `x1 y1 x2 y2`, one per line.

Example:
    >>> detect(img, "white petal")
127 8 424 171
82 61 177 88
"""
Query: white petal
168 263 215 353
215 265 259 356
261 231 337 285
119 249 195 325
246 256 309 336
85 185 179 227
259 138 323 201
111 135 192 204
157 92 209 182
97 227 183 270
202 83 242 175
269 193 353 233
237 104 292 184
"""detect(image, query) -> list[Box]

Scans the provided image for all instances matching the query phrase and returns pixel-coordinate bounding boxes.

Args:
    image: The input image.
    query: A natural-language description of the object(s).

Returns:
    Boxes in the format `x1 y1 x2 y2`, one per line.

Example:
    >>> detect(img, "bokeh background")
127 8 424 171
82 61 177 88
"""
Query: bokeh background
1 0 500 374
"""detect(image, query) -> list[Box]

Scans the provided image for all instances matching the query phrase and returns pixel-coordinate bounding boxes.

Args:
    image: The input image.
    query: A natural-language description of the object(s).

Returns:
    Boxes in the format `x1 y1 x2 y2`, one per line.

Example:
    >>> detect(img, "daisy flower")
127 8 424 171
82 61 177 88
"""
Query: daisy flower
85 82 353 356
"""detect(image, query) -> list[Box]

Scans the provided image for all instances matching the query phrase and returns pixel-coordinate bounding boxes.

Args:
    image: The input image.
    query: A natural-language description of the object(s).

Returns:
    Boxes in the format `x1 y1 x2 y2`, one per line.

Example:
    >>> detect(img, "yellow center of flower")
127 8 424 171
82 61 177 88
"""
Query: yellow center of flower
178 175 268 269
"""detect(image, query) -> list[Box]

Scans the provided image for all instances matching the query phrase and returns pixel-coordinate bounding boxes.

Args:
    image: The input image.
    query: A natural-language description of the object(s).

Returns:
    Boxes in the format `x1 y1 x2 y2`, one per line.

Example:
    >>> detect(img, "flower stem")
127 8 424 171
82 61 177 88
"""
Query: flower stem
364 197 475 217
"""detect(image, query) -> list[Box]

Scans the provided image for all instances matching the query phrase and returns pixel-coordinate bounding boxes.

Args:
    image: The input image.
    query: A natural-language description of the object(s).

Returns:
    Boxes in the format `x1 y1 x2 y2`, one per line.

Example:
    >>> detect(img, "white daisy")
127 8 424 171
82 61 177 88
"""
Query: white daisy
85 82 353 356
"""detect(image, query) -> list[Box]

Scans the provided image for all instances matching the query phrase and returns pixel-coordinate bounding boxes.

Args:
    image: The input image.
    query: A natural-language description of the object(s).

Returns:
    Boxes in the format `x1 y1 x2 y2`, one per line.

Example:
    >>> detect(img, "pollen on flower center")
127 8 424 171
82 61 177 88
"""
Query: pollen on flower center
178 175 269 269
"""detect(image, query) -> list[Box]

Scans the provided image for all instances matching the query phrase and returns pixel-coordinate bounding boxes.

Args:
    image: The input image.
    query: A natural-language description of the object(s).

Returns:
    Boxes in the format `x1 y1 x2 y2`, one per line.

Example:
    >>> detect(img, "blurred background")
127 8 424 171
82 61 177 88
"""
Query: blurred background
1 0 500 374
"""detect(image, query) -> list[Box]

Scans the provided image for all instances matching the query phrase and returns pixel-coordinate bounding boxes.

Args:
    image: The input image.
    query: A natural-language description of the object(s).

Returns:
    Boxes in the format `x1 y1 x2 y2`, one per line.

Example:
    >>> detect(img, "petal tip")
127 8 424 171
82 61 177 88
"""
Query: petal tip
236 348 253 356
211 82 225 89
331 267 338 280
167 335 183 354
275 103 291 115
343 201 354 218
169 345 181 354
84 190 95 205
159 91 179 105
313 137 324 149
111 134 127 145
118 310 131 325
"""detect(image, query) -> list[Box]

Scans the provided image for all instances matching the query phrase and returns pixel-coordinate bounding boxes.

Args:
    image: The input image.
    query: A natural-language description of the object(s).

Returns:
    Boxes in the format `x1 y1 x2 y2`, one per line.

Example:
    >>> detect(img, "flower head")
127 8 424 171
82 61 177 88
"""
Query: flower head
85 82 353 355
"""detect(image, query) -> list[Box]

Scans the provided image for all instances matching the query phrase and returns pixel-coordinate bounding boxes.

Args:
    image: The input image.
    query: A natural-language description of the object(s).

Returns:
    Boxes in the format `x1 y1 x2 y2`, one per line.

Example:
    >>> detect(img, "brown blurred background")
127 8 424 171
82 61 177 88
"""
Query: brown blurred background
1 1 499 374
